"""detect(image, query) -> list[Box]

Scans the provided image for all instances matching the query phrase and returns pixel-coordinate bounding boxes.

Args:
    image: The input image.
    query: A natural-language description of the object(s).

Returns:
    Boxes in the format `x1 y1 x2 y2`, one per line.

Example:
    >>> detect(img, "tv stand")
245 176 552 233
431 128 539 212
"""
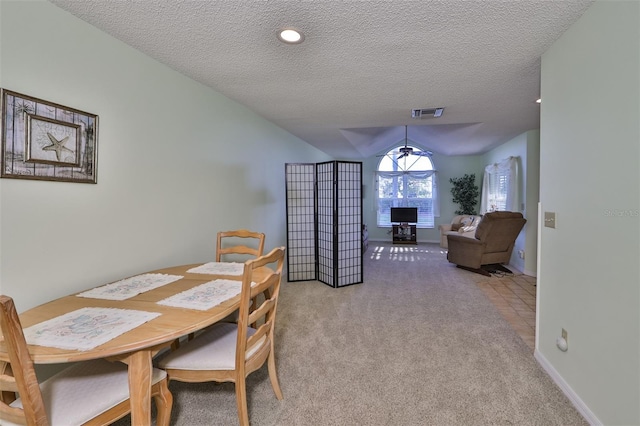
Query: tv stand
392 223 417 244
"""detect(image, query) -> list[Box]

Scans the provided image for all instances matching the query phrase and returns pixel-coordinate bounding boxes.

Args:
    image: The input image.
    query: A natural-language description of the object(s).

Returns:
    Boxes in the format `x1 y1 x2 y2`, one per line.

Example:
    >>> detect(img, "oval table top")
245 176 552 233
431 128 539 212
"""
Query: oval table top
0 263 271 364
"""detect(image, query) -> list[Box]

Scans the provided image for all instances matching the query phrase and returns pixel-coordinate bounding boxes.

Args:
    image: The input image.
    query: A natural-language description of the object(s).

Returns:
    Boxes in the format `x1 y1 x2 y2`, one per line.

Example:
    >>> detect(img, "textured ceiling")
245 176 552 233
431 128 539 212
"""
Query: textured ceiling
49 0 594 159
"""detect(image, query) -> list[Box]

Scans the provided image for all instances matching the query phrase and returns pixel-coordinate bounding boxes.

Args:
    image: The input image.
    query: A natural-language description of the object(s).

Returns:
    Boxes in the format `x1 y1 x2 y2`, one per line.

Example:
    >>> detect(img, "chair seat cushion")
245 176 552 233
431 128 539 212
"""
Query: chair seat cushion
158 322 263 371
8 359 166 426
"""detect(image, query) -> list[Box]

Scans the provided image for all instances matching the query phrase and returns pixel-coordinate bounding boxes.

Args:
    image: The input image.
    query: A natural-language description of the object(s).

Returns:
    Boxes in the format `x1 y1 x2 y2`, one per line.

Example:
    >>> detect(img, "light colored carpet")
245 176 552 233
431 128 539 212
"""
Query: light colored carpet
120 242 587 425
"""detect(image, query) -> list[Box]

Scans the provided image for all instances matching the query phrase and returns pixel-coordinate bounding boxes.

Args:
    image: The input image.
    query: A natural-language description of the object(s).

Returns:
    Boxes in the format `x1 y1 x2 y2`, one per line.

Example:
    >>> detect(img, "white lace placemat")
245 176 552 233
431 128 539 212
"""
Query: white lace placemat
76 273 184 300
187 262 244 276
23 307 161 351
157 279 242 311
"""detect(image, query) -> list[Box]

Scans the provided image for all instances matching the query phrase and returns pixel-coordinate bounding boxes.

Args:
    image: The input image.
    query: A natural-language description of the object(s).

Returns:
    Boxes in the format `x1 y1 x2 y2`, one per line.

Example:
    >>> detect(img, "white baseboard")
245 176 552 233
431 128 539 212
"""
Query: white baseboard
534 350 602 426
507 263 522 273
506 263 536 277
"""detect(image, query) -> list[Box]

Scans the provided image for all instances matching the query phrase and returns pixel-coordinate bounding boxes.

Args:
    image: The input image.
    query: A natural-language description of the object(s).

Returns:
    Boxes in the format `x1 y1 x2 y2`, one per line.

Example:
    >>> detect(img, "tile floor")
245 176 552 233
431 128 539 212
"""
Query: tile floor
476 273 537 350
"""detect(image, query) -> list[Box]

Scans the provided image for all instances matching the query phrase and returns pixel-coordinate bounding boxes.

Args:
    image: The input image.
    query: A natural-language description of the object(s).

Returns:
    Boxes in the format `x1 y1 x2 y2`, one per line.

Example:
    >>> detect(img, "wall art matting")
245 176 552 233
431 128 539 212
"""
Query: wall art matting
1 89 98 183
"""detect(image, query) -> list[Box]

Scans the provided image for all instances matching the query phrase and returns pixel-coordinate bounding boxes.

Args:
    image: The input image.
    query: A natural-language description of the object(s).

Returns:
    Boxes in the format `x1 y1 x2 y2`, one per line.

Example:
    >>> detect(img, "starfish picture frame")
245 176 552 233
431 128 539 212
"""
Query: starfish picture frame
1 89 98 183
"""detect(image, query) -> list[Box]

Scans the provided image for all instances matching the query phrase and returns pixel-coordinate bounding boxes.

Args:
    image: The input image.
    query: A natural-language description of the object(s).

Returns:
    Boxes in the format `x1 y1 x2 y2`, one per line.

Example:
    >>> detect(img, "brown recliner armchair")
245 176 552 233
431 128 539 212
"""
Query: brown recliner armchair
447 211 526 276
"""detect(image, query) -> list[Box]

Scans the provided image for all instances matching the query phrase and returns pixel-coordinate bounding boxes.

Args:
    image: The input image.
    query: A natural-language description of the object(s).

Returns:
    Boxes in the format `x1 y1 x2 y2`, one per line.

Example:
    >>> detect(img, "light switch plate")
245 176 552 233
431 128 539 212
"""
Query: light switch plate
544 211 556 228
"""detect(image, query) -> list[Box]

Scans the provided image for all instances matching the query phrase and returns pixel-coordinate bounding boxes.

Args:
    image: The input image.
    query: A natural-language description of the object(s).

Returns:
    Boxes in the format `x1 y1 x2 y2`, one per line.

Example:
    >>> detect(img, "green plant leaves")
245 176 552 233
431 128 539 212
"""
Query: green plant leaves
449 174 479 215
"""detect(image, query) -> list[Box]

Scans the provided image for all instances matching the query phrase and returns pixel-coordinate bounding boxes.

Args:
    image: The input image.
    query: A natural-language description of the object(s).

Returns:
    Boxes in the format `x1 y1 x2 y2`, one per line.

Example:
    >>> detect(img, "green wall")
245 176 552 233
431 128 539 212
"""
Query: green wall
0 1 331 312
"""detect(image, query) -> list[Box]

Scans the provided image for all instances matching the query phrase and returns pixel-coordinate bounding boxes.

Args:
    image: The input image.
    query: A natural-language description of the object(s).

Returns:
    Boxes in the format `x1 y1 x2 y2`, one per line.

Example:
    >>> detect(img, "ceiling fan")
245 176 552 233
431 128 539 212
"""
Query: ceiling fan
383 126 433 159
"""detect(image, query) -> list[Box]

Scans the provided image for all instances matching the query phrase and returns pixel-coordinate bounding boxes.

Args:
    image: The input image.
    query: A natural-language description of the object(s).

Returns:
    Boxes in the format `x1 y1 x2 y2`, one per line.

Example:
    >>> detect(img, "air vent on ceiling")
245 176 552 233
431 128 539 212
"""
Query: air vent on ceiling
411 107 444 119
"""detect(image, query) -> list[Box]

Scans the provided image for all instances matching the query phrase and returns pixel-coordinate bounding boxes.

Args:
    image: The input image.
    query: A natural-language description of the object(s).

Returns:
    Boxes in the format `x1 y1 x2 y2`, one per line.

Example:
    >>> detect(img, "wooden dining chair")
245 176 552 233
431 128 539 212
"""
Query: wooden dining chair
0 295 173 426
216 229 266 262
181 229 265 345
181 229 266 346
212 229 266 330
158 246 286 426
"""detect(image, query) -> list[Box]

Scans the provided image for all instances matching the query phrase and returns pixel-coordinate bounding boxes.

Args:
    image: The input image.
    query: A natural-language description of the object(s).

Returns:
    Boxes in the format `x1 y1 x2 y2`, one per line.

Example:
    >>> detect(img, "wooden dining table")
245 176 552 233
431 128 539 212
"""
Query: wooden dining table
0 262 270 425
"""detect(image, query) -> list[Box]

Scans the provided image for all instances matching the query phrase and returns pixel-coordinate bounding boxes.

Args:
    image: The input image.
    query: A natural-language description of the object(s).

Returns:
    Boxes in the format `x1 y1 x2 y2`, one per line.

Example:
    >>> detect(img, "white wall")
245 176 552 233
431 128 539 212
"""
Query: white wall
482 129 540 275
538 1 639 424
0 1 331 312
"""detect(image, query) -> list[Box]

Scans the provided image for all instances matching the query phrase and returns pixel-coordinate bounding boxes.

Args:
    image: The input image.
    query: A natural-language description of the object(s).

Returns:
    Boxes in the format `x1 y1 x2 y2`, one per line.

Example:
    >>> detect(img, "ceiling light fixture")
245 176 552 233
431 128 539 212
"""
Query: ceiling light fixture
536 98 542 104
277 28 304 44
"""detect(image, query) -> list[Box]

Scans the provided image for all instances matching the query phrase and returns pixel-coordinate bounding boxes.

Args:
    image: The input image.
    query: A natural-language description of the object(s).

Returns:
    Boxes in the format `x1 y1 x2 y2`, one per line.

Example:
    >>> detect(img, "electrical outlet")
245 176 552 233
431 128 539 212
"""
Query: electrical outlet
556 328 569 352
518 250 525 259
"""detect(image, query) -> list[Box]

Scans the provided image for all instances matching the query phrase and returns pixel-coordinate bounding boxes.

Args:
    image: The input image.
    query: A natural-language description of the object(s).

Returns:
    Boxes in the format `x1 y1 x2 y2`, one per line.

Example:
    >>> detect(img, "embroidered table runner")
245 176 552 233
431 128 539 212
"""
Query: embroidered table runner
76 273 183 300
157 279 242 311
23 307 161 351
187 262 244 276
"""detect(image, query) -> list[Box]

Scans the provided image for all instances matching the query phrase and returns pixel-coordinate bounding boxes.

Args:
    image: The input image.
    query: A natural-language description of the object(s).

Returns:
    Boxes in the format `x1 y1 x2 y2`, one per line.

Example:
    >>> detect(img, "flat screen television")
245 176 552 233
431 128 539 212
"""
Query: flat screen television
390 207 418 223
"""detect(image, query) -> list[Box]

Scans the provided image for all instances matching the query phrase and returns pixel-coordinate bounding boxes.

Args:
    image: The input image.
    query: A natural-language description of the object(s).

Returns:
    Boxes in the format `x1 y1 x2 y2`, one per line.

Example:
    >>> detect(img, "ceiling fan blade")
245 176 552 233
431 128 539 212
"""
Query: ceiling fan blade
413 150 433 157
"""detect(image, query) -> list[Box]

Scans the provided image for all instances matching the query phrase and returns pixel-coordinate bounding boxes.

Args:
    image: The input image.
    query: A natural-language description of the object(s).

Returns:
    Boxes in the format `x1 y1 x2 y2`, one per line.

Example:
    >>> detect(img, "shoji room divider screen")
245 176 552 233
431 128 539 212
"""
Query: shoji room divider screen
285 161 363 288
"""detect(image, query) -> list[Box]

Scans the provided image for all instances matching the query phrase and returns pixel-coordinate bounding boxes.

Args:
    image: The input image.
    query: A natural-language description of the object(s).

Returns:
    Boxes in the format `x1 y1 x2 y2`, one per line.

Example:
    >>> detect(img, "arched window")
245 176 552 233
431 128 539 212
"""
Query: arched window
376 145 439 228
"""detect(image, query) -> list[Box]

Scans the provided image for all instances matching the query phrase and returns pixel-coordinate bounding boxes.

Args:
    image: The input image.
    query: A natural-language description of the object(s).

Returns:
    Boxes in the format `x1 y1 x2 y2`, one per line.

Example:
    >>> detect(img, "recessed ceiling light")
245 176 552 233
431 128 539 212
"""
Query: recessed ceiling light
536 98 542 104
277 28 304 44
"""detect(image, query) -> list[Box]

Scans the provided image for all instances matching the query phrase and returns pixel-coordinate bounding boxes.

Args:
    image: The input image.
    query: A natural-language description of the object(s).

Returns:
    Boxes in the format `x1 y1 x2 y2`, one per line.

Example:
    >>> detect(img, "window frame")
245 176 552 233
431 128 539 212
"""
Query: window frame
480 156 518 214
376 145 438 228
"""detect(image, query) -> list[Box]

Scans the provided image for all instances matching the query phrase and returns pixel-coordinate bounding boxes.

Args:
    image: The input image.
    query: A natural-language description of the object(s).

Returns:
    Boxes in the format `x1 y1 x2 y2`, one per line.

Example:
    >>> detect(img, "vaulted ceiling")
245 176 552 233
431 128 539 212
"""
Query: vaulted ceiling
49 0 594 159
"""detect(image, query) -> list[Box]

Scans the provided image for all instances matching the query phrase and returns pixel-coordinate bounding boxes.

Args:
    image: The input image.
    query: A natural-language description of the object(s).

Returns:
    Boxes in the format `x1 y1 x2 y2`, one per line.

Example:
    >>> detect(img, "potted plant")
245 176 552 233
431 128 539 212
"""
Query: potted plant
449 174 479 215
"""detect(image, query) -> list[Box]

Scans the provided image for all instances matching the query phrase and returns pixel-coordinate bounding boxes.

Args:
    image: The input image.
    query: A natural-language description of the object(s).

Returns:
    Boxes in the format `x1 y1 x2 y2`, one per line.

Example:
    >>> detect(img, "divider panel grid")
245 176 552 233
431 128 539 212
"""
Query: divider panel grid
285 163 316 282
336 161 363 286
316 162 334 286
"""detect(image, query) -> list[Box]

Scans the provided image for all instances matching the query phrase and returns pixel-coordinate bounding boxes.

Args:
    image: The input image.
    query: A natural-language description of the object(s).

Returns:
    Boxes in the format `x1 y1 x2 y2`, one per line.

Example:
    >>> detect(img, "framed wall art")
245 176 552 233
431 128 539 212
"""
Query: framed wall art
1 89 98 183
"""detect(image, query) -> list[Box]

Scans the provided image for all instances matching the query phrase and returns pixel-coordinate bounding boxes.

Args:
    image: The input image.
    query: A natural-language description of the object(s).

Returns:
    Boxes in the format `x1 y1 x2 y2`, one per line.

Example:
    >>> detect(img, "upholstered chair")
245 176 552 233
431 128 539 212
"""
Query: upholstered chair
446 211 526 276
